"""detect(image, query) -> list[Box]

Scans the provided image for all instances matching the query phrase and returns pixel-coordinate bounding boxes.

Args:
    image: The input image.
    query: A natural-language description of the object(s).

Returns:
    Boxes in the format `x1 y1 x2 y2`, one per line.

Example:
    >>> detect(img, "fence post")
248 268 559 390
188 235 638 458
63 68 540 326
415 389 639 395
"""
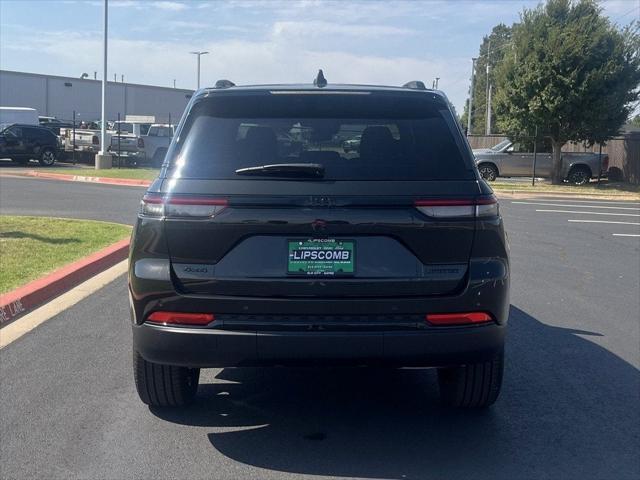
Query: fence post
72 110 76 165
531 126 538 186
117 112 121 169
597 143 603 185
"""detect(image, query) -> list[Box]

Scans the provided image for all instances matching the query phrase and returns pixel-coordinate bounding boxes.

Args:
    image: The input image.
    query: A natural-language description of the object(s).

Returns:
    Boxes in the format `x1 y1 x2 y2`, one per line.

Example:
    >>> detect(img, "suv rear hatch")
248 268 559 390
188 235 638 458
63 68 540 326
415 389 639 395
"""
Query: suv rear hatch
150 89 485 298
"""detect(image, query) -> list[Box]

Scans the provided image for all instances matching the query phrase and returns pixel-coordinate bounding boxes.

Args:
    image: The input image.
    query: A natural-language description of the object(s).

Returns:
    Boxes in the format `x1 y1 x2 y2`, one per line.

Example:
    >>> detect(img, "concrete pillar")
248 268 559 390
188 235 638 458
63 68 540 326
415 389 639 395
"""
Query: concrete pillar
95 153 113 169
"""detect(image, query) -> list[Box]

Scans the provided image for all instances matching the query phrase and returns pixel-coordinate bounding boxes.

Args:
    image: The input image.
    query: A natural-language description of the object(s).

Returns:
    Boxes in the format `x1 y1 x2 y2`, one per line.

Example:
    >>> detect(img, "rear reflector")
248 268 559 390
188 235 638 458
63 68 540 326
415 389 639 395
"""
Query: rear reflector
426 312 493 326
140 195 228 218
415 195 498 218
147 311 215 326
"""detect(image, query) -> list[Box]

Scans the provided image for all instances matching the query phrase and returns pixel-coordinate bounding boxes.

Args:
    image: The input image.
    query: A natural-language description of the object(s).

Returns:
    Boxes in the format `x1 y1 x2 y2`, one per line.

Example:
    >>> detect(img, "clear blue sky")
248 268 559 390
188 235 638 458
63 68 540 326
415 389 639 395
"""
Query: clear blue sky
0 0 637 113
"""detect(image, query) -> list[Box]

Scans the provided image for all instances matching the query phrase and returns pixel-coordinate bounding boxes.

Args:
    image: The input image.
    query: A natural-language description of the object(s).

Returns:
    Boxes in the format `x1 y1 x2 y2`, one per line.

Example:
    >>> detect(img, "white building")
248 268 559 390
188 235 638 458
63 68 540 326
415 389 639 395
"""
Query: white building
0 70 194 124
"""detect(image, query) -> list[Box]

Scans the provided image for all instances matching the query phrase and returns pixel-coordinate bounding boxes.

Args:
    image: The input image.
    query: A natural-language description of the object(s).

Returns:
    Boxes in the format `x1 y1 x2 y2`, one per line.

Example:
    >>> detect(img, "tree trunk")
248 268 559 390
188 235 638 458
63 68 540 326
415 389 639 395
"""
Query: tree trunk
551 139 564 185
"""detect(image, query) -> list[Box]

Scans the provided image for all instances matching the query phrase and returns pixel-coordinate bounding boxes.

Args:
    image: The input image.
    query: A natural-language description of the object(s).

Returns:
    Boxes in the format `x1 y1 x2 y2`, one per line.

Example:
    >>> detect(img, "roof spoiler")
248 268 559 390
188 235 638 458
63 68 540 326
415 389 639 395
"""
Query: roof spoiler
402 80 427 90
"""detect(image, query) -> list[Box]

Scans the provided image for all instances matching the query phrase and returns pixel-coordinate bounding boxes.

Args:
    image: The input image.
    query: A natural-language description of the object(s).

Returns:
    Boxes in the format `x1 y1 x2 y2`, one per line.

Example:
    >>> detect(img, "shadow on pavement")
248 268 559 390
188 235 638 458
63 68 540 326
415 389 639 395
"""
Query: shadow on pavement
151 306 640 479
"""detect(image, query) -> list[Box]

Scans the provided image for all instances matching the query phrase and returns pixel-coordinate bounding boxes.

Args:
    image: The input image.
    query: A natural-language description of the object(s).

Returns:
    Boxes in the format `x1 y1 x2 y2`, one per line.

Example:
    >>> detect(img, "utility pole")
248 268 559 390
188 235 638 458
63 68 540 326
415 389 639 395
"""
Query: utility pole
485 40 491 135
467 58 477 135
121 74 124 83
189 51 209 89
96 0 112 169
486 84 493 135
173 79 176 88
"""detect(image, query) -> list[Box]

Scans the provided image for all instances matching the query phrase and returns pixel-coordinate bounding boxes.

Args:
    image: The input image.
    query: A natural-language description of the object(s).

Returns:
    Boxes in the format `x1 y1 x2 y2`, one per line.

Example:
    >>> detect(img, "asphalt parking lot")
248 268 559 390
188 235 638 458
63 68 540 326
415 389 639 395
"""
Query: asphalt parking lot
1 176 638 479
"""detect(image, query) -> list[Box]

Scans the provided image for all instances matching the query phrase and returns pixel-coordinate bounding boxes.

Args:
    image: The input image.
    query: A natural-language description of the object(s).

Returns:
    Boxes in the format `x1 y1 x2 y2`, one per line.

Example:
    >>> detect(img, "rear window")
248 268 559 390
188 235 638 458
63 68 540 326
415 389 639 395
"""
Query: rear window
168 93 473 181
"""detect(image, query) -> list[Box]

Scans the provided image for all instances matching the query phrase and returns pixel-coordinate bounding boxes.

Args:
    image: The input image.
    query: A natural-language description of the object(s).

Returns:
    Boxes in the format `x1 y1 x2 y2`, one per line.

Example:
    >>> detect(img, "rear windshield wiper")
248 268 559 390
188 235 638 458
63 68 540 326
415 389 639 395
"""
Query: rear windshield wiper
235 163 325 178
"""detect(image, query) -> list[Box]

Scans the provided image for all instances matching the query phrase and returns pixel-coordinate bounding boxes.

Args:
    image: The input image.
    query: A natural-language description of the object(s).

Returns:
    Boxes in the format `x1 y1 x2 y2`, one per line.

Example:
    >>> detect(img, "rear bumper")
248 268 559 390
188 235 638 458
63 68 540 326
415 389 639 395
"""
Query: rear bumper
133 321 505 368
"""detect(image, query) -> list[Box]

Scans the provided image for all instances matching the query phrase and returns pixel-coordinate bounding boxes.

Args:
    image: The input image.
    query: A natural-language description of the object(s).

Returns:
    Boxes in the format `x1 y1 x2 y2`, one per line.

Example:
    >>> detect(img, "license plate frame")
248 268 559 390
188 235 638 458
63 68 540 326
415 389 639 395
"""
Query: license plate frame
287 238 355 277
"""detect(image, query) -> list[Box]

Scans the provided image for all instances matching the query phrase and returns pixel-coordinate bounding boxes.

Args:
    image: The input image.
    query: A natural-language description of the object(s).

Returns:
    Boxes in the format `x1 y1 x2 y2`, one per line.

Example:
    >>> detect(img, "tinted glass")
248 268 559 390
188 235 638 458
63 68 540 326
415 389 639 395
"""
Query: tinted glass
168 93 473 181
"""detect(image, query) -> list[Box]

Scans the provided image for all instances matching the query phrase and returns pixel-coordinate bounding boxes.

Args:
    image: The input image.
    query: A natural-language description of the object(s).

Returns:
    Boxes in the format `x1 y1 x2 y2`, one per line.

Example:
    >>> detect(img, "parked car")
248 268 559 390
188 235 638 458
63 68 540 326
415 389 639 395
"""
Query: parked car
473 139 608 185
39 116 74 136
108 121 154 166
0 107 39 130
0 123 59 166
63 124 105 162
142 124 174 167
342 135 362 153
129 77 509 409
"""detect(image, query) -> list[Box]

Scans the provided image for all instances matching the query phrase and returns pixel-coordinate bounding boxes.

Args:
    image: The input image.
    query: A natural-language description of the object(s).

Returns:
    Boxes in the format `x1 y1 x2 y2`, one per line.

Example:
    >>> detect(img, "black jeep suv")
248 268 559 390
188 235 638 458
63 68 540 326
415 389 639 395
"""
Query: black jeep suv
129 76 509 408
0 124 59 166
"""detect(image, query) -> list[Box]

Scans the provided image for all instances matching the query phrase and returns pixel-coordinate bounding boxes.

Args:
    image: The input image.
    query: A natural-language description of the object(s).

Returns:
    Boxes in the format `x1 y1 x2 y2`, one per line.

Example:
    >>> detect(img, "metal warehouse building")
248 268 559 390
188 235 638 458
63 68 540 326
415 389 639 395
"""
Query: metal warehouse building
0 70 194 124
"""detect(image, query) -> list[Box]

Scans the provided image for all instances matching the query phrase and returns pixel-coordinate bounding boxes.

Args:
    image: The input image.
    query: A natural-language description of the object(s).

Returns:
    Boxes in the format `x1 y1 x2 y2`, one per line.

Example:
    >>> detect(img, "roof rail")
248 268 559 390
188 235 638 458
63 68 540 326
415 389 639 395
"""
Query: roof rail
402 80 427 90
214 79 236 89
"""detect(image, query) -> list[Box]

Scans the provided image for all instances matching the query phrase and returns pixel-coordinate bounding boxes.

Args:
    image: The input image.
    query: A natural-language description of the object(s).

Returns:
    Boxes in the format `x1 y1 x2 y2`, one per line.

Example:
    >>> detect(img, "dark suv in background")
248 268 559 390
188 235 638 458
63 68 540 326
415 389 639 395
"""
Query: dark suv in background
129 76 510 409
0 124 59 166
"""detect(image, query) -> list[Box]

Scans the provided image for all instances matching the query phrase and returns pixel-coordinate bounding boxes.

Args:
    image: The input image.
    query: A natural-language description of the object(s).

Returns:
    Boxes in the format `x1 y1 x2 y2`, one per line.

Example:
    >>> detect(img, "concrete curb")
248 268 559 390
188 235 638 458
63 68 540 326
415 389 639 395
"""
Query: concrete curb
0 238 130 327
25 170 151 187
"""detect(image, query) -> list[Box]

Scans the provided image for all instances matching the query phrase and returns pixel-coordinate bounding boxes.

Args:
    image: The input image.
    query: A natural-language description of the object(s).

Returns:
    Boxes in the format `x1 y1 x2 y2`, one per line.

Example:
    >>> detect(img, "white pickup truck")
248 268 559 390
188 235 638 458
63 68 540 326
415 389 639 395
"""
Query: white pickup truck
109 123 174 167
63 122 110 162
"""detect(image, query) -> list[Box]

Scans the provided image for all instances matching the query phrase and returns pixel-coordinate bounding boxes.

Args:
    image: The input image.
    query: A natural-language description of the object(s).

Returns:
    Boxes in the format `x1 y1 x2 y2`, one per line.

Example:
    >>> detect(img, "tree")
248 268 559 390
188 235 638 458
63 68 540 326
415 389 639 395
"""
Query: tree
461 24 512 135
630 114 640 128
493 0 640 183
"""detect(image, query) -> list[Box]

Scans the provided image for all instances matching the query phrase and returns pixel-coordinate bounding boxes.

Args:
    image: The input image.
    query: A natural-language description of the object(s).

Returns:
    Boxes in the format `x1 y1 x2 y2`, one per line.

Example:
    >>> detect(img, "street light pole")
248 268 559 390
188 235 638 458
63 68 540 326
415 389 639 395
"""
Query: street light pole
467 58 477 135
189 51 209 89
96 0 112 169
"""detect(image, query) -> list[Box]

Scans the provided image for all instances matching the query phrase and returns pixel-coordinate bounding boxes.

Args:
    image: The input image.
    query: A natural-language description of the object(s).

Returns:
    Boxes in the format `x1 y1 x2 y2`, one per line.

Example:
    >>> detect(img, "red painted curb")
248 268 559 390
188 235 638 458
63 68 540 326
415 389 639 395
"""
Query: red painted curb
25 171 151 187
0 238 130 326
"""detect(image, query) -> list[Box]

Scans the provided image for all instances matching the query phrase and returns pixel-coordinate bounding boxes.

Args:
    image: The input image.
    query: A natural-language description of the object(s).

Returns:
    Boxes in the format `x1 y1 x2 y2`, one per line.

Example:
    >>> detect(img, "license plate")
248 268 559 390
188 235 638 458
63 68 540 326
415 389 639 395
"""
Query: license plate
287 239 355 276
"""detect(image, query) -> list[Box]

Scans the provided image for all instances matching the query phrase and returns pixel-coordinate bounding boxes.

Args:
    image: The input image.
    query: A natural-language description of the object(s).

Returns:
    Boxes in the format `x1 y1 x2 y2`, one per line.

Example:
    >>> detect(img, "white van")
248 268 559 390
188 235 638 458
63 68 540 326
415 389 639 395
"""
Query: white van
0 107 39 130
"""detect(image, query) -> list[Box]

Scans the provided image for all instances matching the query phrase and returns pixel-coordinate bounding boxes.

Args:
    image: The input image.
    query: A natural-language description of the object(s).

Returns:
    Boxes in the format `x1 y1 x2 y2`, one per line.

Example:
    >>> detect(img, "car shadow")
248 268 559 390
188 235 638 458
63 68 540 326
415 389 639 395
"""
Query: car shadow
0 230 81 244
151 306 640 479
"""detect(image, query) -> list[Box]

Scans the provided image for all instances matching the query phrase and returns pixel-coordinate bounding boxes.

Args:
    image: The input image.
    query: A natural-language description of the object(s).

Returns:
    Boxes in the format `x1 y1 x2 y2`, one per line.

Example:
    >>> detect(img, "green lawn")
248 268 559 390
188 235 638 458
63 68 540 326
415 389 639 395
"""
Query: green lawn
0 216 131 294
490 180 640 198
46 168 159 181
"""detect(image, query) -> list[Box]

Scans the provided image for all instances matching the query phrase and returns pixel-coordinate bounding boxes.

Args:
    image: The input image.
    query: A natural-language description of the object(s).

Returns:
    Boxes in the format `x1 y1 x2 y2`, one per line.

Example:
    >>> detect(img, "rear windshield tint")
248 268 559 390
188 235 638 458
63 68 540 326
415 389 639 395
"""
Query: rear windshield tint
167 93 473 181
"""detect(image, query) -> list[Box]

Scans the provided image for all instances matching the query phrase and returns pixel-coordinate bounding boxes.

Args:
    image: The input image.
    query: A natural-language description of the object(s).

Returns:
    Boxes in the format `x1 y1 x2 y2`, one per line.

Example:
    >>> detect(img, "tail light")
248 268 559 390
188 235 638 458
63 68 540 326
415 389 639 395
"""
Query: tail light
426 312 493 326
137 137 144 148
140 194 228 218
414 195 498 218
92 135 99 145
602 155 609 172
147 311 214 326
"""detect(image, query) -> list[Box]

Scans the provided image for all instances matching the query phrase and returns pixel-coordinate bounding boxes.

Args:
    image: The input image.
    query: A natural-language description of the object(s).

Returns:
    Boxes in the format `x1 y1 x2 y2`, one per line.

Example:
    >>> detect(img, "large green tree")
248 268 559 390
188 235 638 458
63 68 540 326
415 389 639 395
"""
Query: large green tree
461 24 512 135
494 0 640 183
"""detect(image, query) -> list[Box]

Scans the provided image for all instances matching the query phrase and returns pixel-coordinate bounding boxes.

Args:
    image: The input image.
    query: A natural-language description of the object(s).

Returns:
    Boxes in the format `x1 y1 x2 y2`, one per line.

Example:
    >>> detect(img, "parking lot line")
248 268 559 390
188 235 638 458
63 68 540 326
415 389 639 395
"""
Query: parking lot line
612 233 640 237
536 209 640 217
512 201 640 210
567 219 640 225
528 198 640 205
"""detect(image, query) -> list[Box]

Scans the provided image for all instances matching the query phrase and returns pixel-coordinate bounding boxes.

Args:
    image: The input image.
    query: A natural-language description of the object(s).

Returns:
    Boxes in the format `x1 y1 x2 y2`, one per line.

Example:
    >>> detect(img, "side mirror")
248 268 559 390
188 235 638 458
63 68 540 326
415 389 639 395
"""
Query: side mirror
505 147 514 154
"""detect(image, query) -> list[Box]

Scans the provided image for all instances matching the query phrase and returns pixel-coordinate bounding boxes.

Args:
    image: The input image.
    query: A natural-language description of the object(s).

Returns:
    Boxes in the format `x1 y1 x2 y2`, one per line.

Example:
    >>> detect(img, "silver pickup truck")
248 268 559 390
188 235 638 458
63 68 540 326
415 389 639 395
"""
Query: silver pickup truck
473 139 608 185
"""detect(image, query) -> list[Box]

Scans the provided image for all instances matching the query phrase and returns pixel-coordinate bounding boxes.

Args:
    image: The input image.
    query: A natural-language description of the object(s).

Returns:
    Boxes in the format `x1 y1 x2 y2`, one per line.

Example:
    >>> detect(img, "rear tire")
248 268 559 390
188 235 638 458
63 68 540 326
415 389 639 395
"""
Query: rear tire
567 166 591 185
478 163 498 181
133 350 200 407
39 148 56 166
437 349 504 408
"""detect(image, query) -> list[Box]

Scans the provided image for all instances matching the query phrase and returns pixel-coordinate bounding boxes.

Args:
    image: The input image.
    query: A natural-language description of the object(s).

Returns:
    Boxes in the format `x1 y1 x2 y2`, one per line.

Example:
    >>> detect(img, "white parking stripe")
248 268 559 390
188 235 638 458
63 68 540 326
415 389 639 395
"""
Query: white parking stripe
512 201 639 211
536 209 640 217
568 219 640 225
527 198 640 205
612 233 640 237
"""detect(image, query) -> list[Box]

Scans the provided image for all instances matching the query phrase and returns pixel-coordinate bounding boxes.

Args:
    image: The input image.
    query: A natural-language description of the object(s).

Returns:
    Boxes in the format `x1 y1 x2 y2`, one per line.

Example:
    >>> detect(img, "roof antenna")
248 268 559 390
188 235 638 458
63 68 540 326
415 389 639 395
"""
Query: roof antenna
314 69 327 88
